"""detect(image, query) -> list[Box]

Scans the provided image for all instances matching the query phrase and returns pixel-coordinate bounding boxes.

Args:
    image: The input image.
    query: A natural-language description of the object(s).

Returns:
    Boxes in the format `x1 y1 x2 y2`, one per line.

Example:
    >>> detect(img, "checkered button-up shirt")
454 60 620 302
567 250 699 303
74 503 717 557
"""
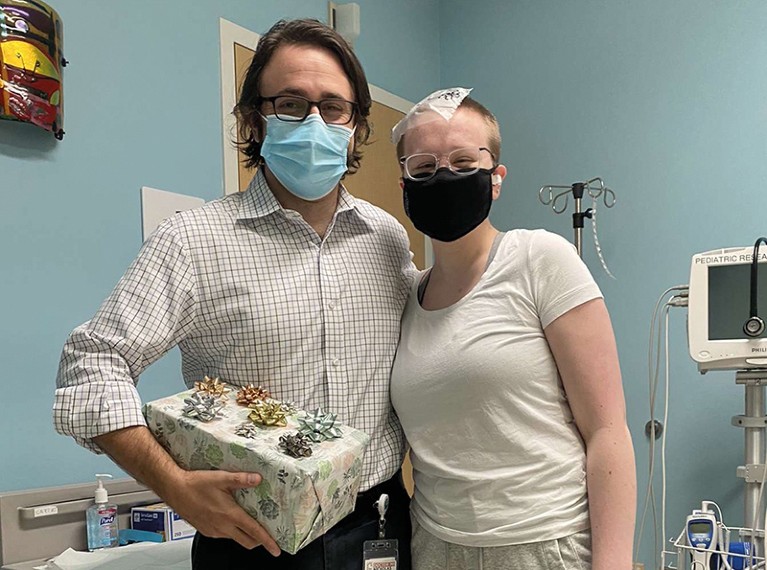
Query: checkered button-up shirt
54 171 415 490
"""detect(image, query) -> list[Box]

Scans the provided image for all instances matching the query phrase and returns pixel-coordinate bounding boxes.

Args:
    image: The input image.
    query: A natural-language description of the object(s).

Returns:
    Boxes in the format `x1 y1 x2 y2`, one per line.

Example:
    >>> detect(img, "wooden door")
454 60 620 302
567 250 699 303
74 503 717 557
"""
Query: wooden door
342 100 425 270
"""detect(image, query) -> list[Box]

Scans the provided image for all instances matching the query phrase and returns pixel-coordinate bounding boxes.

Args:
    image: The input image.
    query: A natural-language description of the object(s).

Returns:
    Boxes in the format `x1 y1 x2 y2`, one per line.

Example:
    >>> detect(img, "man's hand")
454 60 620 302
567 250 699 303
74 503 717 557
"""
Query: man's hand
164 470 281 556
93 426 280 555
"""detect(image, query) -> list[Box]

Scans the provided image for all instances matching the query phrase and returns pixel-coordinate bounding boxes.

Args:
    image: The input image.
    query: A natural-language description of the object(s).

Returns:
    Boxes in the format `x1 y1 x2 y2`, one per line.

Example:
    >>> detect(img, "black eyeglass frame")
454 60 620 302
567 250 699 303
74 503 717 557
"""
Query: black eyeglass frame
399 146 498 181
259 95 358 125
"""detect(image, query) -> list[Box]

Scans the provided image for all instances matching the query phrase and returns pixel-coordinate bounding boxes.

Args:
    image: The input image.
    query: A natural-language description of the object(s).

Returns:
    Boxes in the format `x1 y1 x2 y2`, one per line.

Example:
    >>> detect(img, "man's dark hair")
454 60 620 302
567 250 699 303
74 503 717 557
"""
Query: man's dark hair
234 18 371 174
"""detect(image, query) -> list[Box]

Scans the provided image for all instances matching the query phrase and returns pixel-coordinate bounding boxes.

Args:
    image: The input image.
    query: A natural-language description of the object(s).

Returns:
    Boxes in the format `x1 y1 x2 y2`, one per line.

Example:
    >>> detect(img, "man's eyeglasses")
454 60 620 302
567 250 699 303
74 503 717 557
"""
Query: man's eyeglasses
400 147 496 181
261 95 357 125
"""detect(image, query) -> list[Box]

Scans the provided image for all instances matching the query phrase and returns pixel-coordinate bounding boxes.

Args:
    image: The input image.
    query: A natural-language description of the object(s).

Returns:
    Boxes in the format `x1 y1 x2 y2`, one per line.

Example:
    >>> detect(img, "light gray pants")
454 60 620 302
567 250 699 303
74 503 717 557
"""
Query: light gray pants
411 518 592 570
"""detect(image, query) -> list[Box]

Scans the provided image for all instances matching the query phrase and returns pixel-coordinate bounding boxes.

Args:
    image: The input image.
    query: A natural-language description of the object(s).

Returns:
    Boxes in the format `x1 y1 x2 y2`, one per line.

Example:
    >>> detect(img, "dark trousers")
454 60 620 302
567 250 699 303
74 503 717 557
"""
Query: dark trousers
192 472 412 570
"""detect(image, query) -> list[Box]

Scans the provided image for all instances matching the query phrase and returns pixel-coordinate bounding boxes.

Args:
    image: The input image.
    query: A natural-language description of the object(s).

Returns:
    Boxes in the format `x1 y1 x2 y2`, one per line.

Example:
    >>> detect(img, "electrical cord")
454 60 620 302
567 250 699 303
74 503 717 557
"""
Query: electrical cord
634 284 689 569
703 501 736 570
661 303 672 565
745 237 767 337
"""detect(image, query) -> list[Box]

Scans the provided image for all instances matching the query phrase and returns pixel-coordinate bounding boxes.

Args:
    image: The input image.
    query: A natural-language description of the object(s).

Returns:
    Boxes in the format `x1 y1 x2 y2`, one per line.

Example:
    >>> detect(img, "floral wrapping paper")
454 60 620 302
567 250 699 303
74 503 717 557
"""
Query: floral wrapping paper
143 389 371 554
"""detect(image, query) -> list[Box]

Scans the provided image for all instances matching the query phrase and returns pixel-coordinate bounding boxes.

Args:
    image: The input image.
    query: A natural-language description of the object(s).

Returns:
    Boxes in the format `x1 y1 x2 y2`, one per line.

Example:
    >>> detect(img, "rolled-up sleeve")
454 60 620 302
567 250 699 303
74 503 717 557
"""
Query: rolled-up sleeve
53 219 197 451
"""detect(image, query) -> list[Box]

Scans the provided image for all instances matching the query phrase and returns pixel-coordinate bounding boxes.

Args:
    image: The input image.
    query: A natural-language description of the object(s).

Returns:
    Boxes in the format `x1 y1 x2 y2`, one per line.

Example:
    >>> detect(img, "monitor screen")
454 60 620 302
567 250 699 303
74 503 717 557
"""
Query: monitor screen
689 521 712 534
688 246 767 372
708 263 767 340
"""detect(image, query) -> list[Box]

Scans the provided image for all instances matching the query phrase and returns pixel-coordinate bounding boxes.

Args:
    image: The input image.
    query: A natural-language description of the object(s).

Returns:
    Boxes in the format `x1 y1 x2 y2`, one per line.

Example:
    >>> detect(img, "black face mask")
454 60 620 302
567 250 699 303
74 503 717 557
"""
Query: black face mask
403 167 494 242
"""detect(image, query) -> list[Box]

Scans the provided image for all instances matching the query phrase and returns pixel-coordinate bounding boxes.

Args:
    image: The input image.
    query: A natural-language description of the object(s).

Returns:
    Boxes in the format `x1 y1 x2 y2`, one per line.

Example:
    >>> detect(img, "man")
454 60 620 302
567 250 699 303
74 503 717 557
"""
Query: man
54 18 414 569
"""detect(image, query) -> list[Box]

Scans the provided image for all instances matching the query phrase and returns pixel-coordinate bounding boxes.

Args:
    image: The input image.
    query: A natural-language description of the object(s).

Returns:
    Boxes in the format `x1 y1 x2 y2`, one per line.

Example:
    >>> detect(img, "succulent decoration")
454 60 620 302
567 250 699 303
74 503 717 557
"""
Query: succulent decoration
258 497 280 520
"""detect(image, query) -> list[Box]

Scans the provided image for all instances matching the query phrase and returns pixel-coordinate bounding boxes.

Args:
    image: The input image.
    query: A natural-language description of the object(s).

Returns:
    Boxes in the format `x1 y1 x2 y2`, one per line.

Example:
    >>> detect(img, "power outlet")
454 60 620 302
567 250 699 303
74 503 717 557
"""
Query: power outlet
632 563 645 570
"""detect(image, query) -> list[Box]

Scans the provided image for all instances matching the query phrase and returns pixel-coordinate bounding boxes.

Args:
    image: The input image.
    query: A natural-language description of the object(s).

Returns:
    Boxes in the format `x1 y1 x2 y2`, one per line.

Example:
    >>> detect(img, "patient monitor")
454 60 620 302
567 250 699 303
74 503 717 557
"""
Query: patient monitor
688 246 767 372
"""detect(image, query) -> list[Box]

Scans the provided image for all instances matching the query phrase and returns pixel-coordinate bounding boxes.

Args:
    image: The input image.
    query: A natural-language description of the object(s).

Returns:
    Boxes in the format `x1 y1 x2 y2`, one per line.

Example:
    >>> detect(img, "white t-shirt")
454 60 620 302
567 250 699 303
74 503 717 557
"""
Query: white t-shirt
390 229 603 547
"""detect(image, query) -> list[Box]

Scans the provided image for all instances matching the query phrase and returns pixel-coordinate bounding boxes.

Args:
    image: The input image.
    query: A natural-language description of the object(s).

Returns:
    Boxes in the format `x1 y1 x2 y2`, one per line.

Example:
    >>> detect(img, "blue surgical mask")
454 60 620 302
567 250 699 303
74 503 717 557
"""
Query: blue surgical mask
260 114 354 201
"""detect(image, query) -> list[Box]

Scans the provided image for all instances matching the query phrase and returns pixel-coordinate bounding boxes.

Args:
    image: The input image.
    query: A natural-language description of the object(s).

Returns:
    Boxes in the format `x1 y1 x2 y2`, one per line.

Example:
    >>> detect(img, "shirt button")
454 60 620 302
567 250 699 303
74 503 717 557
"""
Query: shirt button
328 301 336 310
332 358 340 367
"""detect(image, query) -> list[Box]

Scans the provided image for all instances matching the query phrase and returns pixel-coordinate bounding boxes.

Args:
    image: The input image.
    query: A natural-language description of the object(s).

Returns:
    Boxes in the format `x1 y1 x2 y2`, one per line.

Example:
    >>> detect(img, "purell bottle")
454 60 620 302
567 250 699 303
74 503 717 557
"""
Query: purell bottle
86 474 119 551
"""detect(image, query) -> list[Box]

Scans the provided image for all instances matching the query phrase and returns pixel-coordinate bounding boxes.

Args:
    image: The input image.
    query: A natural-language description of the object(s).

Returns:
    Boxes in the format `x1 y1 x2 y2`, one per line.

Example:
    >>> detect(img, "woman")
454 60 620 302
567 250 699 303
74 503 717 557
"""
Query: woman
389 88 636 570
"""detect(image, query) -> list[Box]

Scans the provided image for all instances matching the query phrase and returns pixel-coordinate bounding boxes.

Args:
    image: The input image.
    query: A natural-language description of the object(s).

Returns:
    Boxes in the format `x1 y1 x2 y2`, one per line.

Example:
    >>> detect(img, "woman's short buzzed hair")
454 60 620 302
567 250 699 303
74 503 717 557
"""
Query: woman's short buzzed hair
459 97 502 161
234 18 372 174
396 96 502 162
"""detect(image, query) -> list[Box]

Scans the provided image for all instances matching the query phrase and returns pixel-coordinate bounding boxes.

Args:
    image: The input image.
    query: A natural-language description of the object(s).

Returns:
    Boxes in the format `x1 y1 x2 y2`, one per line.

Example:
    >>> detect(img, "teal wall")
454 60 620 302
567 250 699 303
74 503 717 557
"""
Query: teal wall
440 1 767 566
0 0 439 491
5 1 767 566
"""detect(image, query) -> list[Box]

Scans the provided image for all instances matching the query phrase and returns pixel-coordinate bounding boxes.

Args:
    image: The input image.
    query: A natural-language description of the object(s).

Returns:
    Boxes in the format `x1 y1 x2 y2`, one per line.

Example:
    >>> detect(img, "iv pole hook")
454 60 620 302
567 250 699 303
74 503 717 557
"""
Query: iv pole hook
538 177 615 258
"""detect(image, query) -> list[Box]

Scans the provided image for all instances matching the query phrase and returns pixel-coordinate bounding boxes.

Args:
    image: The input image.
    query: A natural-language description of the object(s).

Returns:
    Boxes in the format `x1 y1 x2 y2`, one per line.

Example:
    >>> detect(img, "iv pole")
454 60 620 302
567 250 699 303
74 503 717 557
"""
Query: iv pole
538 177 615 258
735 240 767 555
734 369 767 552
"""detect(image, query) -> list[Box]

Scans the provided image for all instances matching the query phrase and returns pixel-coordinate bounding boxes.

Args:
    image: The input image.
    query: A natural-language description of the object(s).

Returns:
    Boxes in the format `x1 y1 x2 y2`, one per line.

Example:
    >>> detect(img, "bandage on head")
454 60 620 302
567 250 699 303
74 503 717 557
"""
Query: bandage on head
391 87 473 146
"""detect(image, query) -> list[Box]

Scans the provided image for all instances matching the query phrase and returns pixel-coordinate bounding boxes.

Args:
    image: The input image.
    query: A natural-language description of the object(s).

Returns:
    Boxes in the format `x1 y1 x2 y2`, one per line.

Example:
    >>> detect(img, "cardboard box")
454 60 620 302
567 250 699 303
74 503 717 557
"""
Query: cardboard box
143 389 370 554
131 503 195 541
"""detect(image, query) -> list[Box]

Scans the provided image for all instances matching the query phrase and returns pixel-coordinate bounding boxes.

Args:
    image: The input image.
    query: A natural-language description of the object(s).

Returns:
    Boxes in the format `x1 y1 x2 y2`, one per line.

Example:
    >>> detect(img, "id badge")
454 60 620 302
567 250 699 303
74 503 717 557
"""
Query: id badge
363 538 399 570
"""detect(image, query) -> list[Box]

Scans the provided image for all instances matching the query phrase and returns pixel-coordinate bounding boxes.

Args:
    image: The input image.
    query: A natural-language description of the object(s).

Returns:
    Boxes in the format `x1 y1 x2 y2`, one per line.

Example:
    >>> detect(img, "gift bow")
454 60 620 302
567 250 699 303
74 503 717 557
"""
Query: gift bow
279 433 313 458
194 376 230 398
297 408 342 442
248 400 288 427
182 393 224 422
236 384 271 406
234 422 261 439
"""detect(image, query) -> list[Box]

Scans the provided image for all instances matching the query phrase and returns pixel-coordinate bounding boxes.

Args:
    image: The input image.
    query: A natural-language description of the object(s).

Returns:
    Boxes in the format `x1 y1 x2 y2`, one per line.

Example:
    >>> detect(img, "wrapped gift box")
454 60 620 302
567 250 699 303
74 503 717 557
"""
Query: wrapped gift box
143 385 370 554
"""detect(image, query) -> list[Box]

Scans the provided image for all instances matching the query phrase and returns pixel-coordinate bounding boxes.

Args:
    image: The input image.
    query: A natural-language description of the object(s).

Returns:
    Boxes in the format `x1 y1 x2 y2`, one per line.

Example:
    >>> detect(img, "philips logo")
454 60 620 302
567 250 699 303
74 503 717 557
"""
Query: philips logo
100 515 115 525
752 347 767 353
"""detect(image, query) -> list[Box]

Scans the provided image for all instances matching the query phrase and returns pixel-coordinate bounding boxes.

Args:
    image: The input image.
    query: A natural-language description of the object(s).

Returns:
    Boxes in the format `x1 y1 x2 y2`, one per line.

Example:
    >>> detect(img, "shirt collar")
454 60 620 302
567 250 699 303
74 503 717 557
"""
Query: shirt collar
236 170 283 220
237 170 373 227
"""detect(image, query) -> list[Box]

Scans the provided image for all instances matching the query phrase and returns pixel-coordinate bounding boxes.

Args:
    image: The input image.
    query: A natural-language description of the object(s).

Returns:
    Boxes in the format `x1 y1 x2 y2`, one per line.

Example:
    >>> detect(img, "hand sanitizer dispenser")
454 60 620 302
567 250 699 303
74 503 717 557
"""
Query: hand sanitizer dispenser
86 474 119 551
